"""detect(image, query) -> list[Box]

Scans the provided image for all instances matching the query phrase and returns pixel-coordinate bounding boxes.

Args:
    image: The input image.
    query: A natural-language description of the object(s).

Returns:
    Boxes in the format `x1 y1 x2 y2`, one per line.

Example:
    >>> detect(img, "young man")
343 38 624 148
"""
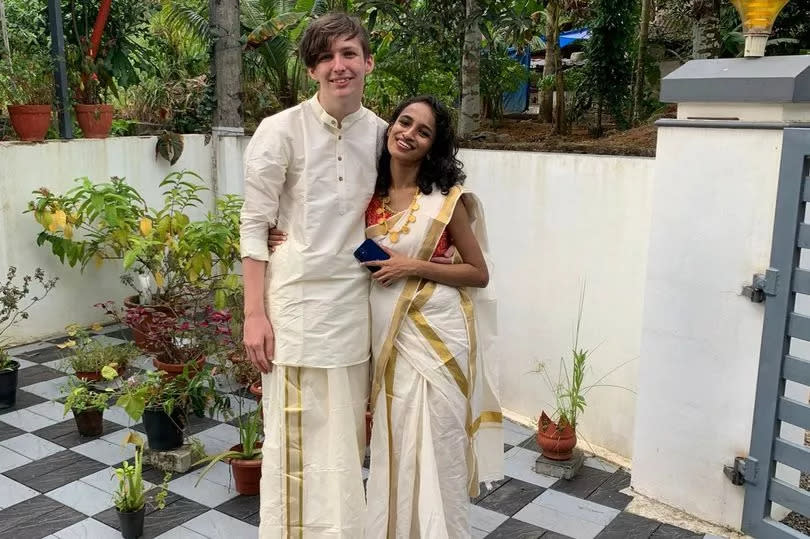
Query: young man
239 14 387 538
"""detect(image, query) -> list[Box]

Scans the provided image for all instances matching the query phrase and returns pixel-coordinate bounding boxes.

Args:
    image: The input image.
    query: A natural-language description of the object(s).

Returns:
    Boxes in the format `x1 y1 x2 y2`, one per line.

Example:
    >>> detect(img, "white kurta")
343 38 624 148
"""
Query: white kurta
240 94 388 369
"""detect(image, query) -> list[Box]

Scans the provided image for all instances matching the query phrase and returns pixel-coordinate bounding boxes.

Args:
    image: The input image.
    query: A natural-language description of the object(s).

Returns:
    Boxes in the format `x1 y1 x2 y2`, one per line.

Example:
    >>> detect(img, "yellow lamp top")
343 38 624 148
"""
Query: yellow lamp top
730 0 790 56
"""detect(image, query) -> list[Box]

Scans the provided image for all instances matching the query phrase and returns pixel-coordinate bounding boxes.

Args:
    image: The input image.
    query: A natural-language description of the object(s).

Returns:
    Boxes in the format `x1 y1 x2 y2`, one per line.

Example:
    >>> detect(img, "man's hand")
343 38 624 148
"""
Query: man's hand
268 227 287 253
243 314 275 374
430 245 456 264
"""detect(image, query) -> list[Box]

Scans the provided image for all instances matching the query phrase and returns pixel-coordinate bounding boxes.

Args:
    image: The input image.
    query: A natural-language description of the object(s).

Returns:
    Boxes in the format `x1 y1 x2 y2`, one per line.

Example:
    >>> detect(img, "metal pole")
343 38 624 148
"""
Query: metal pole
48 0 72 139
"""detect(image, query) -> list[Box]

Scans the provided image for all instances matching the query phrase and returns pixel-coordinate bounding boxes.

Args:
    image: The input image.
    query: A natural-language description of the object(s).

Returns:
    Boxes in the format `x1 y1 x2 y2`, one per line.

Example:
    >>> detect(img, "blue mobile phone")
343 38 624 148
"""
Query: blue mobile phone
353 238 389 272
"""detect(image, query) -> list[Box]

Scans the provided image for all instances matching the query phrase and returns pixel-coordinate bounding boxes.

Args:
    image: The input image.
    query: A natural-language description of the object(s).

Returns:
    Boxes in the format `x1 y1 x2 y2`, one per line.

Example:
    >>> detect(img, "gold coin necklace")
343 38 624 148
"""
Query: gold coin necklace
375 190 421 243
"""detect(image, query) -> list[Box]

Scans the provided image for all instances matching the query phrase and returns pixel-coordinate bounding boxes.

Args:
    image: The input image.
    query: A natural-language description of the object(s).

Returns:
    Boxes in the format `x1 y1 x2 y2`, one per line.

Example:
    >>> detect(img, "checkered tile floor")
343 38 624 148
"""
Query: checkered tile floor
0 326 725 539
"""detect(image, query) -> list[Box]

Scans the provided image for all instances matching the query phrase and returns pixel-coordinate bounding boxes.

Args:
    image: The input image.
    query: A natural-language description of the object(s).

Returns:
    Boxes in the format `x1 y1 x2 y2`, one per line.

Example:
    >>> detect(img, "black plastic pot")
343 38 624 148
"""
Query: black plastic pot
73 408 104 436
0 361 20 409
117 505 145 539
142 406 185 450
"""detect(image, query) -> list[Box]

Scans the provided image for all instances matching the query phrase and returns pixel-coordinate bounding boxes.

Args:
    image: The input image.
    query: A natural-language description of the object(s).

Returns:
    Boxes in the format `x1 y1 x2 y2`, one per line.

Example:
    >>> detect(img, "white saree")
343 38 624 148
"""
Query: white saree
365 185 503 539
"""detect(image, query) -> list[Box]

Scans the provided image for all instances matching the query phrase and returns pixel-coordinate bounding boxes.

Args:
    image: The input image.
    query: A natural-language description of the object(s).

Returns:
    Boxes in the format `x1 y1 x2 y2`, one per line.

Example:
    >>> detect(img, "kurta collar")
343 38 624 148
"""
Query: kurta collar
309 94 367 130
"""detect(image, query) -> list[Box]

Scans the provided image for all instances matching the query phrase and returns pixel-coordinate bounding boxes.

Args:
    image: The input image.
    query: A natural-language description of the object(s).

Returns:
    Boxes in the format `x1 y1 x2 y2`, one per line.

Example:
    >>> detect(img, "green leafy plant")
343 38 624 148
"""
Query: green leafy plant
0 50 54 106
113 431 171 512
193 407 262 486
58 323 139 374
535 288 633 431
27 171 243 308
0 267 57 371
115 364 229 423
62 370 117 415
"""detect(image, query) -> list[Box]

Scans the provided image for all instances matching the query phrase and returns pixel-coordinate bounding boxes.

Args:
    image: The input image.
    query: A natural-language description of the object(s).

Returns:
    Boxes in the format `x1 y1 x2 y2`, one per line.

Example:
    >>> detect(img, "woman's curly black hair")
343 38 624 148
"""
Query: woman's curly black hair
375 95 465 197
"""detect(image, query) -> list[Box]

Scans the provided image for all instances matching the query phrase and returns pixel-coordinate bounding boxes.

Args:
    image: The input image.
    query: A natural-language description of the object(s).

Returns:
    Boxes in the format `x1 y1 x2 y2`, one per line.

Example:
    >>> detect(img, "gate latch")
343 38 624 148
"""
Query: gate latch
724 456 759 486
742 269 779 303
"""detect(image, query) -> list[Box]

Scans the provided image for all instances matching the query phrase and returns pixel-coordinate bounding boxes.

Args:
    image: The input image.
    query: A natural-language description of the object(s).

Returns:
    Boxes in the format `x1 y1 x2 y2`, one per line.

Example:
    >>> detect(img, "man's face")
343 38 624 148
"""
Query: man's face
307 35 374 101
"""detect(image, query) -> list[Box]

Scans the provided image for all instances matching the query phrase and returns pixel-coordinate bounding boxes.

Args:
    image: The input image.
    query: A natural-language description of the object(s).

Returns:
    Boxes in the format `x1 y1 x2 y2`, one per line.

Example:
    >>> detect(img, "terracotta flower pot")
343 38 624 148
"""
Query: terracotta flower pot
536 411 577 461
74 103 113 139
123 295 176 353
75 365 125 382
152 353 206 378
249 381 262 401
7 104 52 141
229 443 263 495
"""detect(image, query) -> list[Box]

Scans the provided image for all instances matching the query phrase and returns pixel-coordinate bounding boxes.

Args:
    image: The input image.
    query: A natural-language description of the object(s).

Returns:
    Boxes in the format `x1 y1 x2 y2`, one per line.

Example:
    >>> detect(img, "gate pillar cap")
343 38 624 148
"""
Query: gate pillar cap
661 56 810 104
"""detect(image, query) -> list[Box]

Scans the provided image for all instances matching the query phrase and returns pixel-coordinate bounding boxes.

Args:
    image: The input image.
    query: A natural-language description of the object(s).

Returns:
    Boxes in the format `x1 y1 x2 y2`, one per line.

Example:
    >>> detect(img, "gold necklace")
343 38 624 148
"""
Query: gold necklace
375 190 420 243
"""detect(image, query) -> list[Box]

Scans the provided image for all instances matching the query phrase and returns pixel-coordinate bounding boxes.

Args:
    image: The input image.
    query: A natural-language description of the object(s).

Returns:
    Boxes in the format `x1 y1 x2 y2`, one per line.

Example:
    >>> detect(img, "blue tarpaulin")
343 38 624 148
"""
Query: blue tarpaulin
540 28 591 48
503 47 531 114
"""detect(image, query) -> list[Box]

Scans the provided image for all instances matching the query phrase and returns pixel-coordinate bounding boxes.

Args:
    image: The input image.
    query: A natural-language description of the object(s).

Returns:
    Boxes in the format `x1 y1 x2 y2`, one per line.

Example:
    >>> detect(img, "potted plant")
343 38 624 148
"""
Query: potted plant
61 368 117 436
115 365 229 451
58 323 138 381
194 408 263 495
0 51 54 141
27 172 243 351
66 43 117 138
534 291 632 461
0 267 57 408
113 432 171 539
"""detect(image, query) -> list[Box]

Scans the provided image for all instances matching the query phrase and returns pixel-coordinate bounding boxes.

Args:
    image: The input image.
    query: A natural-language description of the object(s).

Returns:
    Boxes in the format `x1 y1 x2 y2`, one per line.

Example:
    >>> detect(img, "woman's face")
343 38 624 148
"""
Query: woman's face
387 102 437 165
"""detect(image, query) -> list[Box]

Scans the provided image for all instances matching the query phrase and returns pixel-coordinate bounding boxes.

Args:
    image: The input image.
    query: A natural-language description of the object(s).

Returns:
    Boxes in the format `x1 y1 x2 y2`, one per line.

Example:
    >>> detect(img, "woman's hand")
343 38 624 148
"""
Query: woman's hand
363 245 419 287
267 227 287 252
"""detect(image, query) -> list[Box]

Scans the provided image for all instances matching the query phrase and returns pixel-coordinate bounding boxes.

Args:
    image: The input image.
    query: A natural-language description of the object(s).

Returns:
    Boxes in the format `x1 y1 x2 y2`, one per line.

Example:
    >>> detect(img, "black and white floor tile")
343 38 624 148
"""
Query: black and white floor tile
0 326 725 539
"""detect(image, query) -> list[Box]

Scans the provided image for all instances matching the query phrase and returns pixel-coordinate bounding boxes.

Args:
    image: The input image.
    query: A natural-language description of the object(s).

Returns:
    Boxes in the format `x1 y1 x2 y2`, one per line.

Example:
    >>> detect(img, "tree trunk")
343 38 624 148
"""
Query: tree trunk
210 0 243 129
541 0 559 124
691 0 722 59
632 0 651 123
459 0 481 138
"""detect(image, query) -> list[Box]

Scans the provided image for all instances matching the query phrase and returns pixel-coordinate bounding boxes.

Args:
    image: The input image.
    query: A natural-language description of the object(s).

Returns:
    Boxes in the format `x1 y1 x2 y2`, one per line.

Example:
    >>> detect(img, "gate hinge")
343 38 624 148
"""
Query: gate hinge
724 456 759 486
742 269 779 303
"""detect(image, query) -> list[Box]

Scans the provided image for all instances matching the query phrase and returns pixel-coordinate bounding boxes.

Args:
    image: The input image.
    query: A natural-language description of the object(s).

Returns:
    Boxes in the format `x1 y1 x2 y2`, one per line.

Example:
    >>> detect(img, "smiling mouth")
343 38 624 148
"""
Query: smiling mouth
330 77 353 84
395 139 413 151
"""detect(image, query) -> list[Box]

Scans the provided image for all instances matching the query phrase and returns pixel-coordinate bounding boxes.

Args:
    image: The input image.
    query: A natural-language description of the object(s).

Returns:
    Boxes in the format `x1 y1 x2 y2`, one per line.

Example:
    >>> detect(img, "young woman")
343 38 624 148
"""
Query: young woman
362 95 503 538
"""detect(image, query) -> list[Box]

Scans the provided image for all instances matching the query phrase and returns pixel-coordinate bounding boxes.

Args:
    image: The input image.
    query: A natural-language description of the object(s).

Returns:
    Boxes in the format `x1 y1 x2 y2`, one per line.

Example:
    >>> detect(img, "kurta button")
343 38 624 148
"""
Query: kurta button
339 177 343 181
338 135 342 140
338 156 343 161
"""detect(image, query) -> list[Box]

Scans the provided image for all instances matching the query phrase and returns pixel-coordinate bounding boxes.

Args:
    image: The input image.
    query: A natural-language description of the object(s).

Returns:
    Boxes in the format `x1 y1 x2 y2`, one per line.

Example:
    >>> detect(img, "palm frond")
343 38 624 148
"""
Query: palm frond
245 12 307 49
162 3 212 44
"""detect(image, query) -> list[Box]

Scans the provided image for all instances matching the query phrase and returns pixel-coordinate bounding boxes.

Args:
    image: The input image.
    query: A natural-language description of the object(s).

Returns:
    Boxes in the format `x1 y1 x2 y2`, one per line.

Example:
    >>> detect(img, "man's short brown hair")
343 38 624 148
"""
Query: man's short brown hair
298 13 371 69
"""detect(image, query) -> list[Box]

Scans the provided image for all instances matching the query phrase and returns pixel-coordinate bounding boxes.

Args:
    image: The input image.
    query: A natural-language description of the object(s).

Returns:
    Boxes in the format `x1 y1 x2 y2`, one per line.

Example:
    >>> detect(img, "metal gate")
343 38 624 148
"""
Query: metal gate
742 128 810 538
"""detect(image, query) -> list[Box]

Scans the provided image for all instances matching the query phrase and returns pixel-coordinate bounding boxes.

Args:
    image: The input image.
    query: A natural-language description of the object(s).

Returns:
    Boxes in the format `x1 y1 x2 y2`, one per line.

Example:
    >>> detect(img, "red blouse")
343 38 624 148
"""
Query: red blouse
366 196 452 258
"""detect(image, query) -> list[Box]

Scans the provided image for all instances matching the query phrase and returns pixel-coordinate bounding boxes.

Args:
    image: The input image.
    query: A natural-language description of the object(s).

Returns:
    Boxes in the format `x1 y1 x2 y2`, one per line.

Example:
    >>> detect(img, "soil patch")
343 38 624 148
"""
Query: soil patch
460 115 666 158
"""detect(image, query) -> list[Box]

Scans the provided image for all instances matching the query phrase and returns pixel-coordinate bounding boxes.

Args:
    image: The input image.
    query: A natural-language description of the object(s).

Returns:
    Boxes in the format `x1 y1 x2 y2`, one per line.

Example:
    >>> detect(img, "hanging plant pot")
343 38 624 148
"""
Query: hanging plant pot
123 295 176 353
0 361 20 409
536 411 577 461
152 353 206 378
73 408 104 436
74 103 113 139
142 406 185 451
228 443 263 495
116 505 145 539
7 104 52 141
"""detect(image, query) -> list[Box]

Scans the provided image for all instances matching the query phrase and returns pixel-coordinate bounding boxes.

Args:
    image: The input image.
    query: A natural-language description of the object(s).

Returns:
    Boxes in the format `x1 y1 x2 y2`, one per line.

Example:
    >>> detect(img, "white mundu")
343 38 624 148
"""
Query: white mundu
240 94 386 538
241 94 387 369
